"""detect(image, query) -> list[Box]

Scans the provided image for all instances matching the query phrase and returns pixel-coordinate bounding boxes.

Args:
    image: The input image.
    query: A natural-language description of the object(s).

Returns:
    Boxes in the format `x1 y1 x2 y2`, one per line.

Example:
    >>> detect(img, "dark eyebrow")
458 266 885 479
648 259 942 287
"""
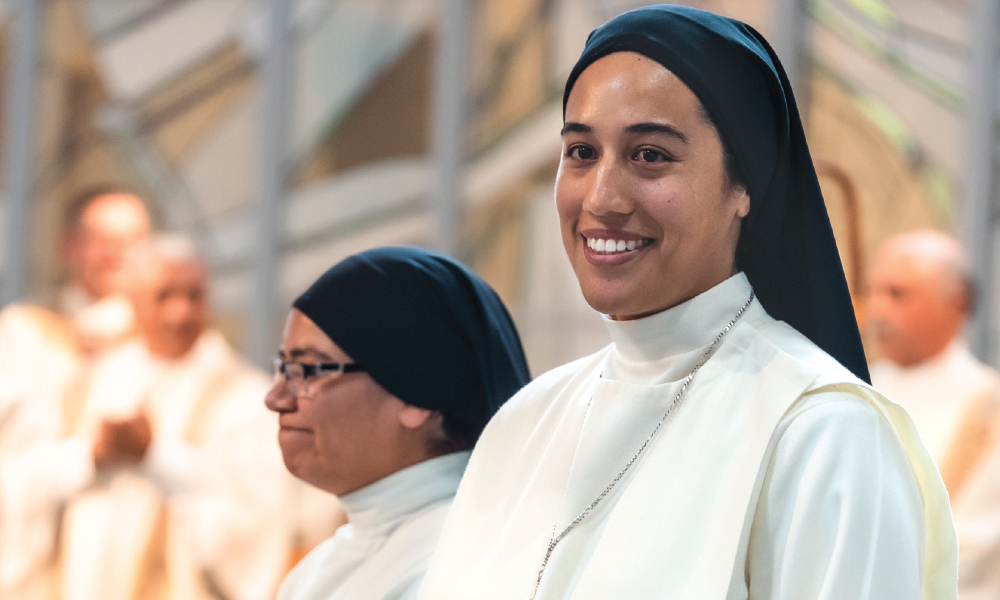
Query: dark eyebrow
561 122 592 136
561 121 689 144
625 122 689 144
287 347 335 362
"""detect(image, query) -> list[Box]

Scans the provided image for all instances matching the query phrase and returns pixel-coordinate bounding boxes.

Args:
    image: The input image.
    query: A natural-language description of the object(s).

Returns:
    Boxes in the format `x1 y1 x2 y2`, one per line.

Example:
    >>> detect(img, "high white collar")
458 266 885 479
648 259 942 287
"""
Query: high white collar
338 451 470 537
602 273 759 384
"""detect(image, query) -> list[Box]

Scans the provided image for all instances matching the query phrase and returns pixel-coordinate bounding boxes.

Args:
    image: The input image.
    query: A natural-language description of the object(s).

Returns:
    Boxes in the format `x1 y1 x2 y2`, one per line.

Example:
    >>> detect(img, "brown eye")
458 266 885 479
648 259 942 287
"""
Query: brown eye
569 145 595 160
638 149 663 162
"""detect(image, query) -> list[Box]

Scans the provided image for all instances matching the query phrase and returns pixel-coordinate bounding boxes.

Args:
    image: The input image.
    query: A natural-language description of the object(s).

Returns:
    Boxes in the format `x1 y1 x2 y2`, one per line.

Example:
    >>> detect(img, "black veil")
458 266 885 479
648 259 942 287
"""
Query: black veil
564 5 870 382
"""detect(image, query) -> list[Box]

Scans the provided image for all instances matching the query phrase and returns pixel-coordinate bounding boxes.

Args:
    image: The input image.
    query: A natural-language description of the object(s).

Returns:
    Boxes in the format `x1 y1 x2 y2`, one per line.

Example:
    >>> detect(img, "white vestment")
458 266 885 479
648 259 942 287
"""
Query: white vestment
58 329 292 600
278 452 469 600
0 290 134 600
872 344 1000 600
418 273 957 600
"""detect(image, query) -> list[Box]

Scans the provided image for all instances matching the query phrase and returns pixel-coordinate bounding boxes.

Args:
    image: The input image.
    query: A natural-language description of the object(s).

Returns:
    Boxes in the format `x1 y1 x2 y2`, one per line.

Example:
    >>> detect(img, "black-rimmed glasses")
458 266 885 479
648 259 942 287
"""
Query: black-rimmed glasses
272 358 364 396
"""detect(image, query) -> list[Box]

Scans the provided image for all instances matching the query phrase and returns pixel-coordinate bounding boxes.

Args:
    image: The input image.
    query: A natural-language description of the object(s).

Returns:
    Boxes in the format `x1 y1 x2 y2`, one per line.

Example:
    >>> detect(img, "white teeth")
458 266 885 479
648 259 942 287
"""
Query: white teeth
586 237 648 254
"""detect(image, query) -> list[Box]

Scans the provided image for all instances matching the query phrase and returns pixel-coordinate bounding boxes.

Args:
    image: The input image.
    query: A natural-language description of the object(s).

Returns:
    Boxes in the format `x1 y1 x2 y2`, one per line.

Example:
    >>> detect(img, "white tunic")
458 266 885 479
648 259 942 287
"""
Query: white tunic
872 344 1000 600
58 330 293 600
278 452 470 600
418 273 957 600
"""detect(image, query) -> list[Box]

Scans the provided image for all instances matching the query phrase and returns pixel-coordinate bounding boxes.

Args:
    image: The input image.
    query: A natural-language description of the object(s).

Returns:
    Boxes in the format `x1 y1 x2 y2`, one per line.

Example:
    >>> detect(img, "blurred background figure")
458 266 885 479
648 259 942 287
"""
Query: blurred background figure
0 187 150 600
56 188 152 351
54 234 299 600
868 229 1000 600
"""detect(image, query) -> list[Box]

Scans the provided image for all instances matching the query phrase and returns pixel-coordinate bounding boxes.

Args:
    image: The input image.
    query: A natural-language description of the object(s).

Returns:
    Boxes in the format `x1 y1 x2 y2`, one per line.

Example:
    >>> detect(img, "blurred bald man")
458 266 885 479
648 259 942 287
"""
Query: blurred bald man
0 187 150 600
52 234 308 600
58 188 152 349
868 229 1000 600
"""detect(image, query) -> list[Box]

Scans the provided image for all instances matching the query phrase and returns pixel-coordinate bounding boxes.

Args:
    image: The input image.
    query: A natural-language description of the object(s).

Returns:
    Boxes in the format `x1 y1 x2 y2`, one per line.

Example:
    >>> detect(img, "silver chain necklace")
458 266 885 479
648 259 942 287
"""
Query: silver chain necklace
529 289 756 600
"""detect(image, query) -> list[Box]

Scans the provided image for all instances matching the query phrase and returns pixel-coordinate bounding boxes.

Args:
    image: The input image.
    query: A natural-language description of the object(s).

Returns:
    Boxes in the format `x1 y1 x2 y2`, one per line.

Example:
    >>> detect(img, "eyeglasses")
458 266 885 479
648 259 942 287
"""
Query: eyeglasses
272 357 364 397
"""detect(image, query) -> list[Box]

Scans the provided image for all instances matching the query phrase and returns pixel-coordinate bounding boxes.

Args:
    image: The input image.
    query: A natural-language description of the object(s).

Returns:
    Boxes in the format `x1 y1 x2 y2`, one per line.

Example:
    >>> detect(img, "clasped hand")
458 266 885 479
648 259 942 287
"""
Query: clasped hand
92 412 152 469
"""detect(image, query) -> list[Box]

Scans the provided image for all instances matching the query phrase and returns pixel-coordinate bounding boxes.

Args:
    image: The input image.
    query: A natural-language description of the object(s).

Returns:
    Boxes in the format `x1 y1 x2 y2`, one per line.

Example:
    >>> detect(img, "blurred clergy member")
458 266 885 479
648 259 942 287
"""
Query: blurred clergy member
869 230 1000 600
57 234 291 600
0 187 150 599
266 246 530 600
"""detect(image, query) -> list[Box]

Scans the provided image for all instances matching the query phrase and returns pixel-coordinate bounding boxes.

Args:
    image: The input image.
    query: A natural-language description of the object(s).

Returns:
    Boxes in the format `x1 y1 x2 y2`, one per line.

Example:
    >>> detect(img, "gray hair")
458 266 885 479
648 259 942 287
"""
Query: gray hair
126 232 200 264
122 232 205 291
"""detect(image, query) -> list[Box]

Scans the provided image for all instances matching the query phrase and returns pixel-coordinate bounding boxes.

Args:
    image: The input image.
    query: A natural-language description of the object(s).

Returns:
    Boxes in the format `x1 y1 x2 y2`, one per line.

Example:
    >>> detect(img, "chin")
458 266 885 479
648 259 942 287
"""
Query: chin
285 460 326 491
579 285 645 319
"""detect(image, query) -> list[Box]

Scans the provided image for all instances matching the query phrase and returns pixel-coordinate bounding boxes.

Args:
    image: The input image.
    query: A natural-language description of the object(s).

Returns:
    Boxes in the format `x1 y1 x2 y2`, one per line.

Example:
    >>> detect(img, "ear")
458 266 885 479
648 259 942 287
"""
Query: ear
732 186 751 219
398 405 435 430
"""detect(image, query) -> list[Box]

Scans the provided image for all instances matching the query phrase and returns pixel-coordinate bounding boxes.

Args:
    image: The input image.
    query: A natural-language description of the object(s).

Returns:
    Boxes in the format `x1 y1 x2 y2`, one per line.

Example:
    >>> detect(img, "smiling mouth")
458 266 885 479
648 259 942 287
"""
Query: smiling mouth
585 236 652 255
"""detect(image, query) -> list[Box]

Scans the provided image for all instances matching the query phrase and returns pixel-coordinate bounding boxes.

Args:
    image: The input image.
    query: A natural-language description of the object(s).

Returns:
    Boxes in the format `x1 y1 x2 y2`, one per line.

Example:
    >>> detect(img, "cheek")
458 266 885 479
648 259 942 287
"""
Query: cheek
555 172 583 223
277 429 318 475
555 177 587 257
887 302 932 343
636 181 690 235
310 394 377 466
873 297 904 324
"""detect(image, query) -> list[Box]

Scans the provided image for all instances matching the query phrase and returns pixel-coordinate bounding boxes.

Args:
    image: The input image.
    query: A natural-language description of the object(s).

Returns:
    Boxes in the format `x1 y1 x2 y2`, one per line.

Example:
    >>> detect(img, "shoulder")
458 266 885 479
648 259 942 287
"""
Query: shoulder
494 347 609 419
745 309 863 391
775 388 888 451
747 390 932 600
477 347 609 447
0 303 75 347
741 309 920 469
760 388 924 530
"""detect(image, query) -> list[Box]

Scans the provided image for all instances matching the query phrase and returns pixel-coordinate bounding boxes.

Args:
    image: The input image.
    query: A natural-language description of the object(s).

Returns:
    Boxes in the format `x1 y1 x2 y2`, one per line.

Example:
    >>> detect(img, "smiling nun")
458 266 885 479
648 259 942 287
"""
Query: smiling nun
265 246 529 600
416 6 956 600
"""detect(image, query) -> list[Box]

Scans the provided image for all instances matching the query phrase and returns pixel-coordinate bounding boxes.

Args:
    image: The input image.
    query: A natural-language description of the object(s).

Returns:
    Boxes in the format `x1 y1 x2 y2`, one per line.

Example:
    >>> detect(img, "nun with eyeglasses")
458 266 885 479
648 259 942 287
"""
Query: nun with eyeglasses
416 6 957 600
265 246 530 600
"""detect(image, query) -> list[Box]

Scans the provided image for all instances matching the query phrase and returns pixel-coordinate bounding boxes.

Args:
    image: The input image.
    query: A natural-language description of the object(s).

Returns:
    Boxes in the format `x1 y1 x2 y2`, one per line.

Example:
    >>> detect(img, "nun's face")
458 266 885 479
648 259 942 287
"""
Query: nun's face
557 52 750 319
264 309 437 496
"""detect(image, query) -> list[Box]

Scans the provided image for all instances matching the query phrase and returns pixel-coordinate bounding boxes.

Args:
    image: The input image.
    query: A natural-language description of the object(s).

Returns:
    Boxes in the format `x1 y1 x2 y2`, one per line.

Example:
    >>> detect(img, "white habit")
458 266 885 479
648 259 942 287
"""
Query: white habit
418 273 956 600
278 451 469 600
58 329 292 600
872 343 1000 600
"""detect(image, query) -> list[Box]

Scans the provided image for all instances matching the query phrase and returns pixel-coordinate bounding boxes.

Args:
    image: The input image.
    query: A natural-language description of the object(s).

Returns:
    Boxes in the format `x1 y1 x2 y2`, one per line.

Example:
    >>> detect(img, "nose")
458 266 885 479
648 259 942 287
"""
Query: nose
582 157 632 220
264 380 297 414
